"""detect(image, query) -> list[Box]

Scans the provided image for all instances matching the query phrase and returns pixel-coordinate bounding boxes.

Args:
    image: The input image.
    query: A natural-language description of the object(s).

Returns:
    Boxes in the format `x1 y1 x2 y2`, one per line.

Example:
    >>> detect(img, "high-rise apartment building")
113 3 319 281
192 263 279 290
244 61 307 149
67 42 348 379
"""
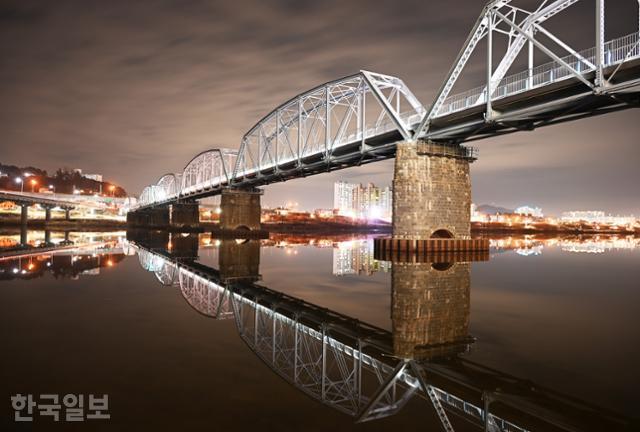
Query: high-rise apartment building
333 181 392 221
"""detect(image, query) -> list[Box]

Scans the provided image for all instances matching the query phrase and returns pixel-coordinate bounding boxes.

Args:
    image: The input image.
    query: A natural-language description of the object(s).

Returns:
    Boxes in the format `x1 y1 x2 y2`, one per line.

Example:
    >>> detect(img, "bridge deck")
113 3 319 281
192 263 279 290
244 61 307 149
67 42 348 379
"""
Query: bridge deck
0 191 77 209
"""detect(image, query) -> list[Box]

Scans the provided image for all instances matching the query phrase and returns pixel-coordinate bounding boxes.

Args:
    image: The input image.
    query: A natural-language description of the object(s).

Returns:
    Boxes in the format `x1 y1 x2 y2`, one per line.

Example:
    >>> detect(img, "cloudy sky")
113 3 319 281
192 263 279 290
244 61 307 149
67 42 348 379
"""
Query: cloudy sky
1 0 638 215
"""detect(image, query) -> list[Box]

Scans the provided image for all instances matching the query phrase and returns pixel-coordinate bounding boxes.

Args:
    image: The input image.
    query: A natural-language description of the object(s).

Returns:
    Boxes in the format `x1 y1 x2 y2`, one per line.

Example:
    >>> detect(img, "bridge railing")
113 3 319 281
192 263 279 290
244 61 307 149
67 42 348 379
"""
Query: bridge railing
436 31 640 117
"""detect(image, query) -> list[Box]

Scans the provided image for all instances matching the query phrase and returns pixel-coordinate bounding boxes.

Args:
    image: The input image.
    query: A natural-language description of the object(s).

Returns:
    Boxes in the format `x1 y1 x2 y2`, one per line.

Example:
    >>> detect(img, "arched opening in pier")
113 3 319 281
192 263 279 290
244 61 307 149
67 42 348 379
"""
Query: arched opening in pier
431 229 454 239
431 262 454 271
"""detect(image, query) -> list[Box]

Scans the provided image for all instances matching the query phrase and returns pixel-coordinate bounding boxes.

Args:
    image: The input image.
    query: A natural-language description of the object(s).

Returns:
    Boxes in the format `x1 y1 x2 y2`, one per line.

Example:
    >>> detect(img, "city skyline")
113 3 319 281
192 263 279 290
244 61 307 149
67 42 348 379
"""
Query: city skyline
1 1 639 215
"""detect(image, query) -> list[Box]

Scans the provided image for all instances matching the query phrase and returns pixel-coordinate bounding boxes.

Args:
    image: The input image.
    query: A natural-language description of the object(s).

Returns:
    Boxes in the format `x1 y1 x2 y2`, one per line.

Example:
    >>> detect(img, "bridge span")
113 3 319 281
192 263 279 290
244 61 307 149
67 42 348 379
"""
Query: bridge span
130 0 640 244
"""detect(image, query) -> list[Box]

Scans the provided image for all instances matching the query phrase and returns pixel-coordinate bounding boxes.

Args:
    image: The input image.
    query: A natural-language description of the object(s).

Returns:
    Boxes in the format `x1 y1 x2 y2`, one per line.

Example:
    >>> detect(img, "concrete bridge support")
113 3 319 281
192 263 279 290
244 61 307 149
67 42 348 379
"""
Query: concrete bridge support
220 188 262 231
126 207 170 228
20 225 28 246
44 206 52 222
64 208 71 221
170 202 199 229
20 204 29 226
393 141 472 240
391 260 471 359
147 207 170 227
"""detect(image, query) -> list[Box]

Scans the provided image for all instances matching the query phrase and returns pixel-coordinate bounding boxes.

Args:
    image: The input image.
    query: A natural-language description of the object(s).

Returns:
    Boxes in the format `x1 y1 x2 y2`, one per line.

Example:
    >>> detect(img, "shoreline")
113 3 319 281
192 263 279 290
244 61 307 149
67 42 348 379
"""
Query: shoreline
0 217 637 236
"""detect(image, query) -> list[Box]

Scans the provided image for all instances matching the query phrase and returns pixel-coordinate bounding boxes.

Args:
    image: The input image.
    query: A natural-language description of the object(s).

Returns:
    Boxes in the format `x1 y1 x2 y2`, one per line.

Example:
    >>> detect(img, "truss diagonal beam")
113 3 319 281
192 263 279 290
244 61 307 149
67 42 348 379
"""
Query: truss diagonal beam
494 10 594 90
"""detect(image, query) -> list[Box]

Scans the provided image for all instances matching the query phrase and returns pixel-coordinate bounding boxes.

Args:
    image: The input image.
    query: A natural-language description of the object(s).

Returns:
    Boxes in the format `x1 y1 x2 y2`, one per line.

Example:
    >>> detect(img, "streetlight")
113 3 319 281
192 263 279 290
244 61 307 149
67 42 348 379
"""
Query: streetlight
30 178 37 193
48 184 55 193
15 177 23 193
109 185 116 197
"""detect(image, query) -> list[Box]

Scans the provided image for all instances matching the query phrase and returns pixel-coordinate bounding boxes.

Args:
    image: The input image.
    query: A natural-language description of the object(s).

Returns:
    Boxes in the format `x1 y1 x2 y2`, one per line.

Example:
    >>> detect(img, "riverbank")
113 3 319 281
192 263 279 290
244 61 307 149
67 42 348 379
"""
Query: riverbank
0 217 126 231
2 216 637 236
471 222 639 236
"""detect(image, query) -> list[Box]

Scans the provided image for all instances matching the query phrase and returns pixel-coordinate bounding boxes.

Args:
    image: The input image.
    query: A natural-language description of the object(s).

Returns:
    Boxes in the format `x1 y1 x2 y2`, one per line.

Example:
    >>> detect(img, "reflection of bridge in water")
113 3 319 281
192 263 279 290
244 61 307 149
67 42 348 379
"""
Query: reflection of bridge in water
0 235 128 280
130 234 632 431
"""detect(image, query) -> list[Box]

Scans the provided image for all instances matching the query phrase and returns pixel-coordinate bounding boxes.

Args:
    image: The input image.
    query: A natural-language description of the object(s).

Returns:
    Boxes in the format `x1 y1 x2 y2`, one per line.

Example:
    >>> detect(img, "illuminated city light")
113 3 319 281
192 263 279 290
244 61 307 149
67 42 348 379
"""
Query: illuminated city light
334 181 392 222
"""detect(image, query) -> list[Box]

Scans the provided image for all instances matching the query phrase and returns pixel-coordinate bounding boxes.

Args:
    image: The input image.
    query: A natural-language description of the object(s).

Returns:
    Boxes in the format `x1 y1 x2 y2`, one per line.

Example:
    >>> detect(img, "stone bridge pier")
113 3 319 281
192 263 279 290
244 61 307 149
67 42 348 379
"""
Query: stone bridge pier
127 206 170 228
170 202 199 229
378 140 488 254
219 188 263 232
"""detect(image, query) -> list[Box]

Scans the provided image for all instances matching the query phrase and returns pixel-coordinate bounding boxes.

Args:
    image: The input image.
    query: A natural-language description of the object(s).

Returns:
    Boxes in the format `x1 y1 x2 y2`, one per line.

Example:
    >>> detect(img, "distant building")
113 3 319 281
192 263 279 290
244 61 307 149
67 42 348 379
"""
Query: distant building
515 205 544 218
561 211 605 223
334 181 358 218
333 181 392 221
83 174 103 182
561 210 636 226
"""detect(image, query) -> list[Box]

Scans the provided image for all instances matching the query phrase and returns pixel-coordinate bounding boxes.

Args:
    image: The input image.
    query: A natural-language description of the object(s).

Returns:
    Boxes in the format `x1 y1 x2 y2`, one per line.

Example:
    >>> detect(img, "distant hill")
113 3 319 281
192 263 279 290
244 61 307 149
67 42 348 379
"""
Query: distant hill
477 204 514 215
0 163 127 197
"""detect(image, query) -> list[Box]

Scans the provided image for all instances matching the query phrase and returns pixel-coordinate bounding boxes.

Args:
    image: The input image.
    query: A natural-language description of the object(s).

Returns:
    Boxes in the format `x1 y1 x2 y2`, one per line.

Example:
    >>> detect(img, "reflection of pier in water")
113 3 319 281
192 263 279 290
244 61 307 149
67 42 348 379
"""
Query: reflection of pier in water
130 234 632 431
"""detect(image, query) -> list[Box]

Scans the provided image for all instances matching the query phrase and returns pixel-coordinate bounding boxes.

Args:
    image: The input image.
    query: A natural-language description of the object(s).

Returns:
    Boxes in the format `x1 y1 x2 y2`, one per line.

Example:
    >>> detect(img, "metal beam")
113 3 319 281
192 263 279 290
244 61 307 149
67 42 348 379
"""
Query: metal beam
494 10 594 89
361 71 412 141
595 0 605 88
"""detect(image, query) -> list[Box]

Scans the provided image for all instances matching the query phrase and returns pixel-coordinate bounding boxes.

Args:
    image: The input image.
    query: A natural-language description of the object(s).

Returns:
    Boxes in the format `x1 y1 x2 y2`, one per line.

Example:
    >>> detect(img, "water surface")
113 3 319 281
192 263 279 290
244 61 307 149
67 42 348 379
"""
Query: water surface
1 231 638 431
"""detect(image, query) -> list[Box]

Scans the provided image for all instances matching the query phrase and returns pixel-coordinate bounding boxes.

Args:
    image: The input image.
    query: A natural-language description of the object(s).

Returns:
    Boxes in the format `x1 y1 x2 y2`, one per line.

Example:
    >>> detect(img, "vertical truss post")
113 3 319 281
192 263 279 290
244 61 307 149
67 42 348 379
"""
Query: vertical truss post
254 302 259 346
528 31 534 89
297 99 302 166
356 92 362 137
275 111 280 172
272 308 276 364
357 340 363 410
258 129 262 174
483 391 494 432
325 86 330 159
486 10 494 119
321 326 327 400
294 318 299 383
595 0 605 88
360 89 366 151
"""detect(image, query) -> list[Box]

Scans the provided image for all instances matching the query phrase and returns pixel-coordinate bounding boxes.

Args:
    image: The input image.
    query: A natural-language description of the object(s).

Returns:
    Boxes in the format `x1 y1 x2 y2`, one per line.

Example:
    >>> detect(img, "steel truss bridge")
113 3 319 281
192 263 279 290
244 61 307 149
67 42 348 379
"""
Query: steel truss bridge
131 241 632 431
134 0 640 211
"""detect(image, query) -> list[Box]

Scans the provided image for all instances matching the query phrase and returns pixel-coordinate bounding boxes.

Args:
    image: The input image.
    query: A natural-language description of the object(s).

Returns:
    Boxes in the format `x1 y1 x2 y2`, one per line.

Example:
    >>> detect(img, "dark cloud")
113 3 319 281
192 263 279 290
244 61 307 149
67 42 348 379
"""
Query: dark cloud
0 0 638 214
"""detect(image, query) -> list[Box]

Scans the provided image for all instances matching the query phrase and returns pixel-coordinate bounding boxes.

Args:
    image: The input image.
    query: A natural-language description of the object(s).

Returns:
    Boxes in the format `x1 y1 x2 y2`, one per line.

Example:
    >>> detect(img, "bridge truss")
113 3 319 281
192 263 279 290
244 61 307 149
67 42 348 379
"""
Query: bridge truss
134 0 640 210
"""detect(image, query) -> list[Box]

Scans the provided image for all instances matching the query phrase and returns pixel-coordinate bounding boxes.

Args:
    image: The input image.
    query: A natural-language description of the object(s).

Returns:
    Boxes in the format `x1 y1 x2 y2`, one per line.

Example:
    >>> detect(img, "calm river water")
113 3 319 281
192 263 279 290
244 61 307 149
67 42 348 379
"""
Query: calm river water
0 230 638 431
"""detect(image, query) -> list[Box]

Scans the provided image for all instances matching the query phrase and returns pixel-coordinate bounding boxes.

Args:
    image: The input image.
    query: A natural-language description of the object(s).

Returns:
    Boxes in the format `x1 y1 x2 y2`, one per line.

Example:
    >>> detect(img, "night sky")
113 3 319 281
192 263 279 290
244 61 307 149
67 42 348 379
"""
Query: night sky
1 0 638 215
